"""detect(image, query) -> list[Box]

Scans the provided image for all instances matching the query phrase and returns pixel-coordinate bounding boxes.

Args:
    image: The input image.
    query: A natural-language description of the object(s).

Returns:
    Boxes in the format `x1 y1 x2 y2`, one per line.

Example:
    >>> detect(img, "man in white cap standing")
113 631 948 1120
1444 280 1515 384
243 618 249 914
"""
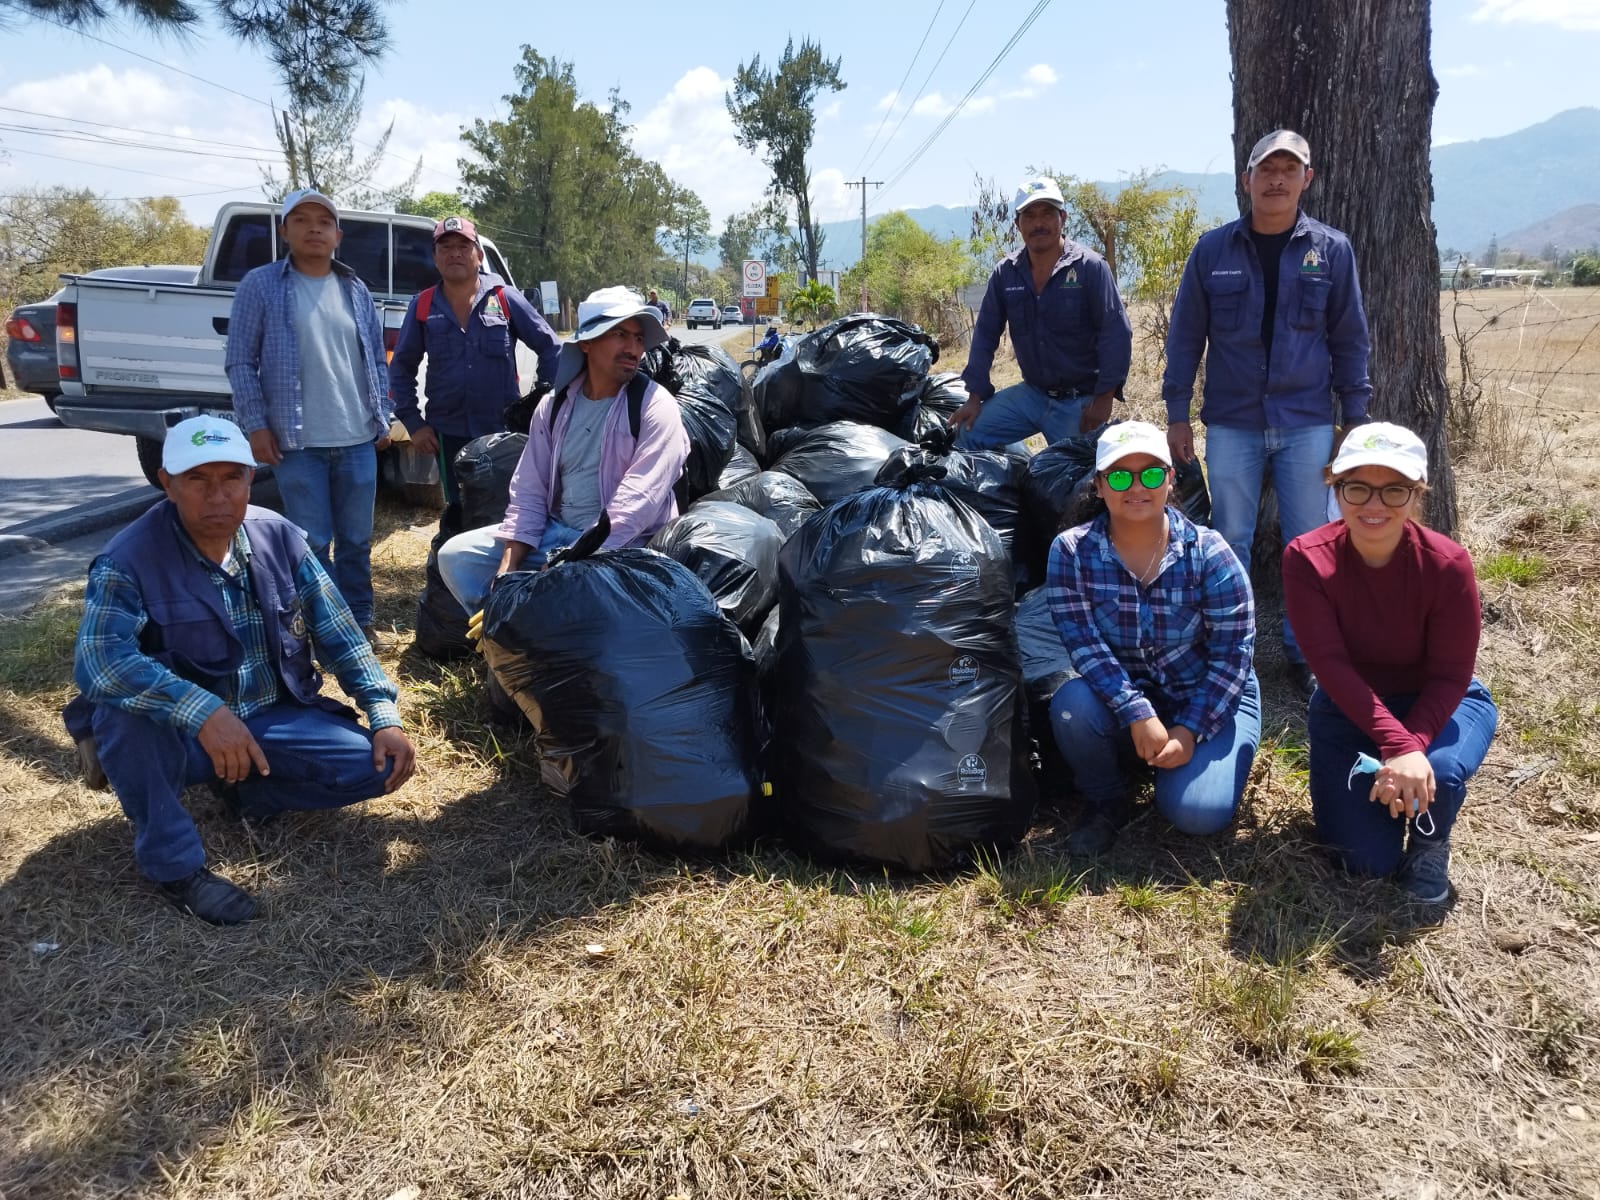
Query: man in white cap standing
950 175 1132 450
436 287 689 612
1162 129 1372 697
64 416 417 924
225 188 393 647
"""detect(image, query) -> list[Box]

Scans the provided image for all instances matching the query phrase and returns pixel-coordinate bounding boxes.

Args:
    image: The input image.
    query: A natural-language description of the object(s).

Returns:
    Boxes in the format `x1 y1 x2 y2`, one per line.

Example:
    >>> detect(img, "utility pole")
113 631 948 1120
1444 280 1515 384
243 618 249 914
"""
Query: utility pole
844 176 881 312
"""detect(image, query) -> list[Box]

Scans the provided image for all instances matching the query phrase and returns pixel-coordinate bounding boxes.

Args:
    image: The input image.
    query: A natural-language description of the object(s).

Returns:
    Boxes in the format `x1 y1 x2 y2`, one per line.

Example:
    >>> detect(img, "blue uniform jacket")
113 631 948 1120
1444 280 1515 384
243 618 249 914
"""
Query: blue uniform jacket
388 273 561 440
961 241 1132 402
1162 211 1371 430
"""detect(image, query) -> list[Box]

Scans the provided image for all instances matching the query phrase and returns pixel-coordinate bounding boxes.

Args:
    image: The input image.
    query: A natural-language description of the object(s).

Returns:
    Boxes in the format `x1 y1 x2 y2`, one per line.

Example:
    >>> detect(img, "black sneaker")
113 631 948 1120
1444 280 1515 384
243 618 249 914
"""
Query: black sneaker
1396 838 1453 905
1284 661 1317 700
157 866 258 924
1066 802 1132 856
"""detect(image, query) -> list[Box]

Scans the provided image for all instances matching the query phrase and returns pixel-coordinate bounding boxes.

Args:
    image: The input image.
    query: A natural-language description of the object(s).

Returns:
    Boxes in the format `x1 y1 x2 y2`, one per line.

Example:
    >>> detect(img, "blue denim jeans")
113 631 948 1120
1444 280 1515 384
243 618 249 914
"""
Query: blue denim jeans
1204 423 1334 662
1049 673 1261 835
272 443 378 626
956 381 1093 451
90 701 392 882
1307 680 1497 876
437 519 584 613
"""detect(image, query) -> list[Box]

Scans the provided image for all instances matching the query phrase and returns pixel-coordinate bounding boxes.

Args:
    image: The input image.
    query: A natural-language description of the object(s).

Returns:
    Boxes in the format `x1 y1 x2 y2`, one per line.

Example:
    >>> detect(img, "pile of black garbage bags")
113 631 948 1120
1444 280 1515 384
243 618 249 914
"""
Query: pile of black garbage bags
415 314 1211 871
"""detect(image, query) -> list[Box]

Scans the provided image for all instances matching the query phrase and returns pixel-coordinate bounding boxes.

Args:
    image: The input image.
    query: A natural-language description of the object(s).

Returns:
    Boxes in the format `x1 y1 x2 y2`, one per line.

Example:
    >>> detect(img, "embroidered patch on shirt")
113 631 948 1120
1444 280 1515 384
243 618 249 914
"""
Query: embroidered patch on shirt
1063 267 1080 288
1300 248 1325 273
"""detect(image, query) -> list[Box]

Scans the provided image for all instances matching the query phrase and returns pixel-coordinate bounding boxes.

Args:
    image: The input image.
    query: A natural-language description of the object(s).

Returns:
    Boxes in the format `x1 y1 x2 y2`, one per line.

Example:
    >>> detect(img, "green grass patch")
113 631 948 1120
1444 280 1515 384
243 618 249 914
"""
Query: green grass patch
1479 550 1548 587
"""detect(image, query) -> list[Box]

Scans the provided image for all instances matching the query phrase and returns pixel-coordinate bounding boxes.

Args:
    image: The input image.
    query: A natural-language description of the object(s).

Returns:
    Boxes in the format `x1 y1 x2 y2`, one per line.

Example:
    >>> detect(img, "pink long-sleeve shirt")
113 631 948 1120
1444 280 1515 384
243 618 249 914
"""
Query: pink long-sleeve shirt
498 373 689 551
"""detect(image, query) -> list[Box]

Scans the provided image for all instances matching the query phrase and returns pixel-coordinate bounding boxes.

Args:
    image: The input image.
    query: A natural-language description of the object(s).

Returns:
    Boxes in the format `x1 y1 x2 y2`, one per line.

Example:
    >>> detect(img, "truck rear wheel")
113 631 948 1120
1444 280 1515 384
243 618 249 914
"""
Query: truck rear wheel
136 436 164 489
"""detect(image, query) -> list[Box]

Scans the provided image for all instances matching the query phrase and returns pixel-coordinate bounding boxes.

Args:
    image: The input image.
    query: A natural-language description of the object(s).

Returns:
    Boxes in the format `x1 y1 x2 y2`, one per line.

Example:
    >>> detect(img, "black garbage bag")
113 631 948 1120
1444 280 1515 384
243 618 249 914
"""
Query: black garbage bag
769 421 910 507
772 465 1035 871
716 443 761 491
454 431 527 530
640 339 740 503
650 501 784 635
751 339 803 438
1013 586 1079 807
876 428 1027 567
414 527 473 661
1171 456 1212 527
756 314 938 437
482 530 763 853
701 470 821 540
905 371 969 443
1016 431 1100 584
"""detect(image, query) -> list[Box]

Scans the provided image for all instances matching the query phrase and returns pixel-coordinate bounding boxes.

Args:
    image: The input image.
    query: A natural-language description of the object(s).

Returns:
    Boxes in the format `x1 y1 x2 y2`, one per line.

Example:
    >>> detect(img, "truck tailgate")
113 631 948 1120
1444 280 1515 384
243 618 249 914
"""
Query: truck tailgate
71 278 235 396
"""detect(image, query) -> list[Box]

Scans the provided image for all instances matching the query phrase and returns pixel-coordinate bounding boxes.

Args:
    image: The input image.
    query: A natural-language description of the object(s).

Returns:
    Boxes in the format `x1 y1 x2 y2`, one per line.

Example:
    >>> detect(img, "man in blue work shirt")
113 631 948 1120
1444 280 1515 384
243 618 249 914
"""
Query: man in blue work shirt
388 215 561 532
951 176 1132 450
225 188 392 647
1162 130 1371 697
65 416 417 924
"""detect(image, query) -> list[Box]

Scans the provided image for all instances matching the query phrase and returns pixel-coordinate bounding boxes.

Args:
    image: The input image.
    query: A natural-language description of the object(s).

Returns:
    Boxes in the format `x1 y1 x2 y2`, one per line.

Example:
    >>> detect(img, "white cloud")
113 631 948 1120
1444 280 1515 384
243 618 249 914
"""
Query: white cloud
1439 63 1484 77
629 66 772 227
363 97 468 196
809 167 855 223
1025 63 1058 87
965 97 997 117
912 93 954 118
0 66 271 213
819 99 842 120
876 89 899 111
1471 0 1600 30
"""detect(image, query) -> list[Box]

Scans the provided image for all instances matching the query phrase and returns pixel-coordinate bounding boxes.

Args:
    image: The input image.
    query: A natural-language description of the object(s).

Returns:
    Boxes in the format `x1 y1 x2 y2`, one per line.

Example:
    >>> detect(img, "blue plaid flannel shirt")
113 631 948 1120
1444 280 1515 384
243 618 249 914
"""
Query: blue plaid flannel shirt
75 526 400 736
224 257 391 450
1045 507 1254 741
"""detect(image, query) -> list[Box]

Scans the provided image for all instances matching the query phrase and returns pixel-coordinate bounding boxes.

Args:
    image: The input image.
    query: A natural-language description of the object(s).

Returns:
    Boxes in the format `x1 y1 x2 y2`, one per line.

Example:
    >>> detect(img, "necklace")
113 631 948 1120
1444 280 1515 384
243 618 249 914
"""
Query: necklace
1114 516 1167 585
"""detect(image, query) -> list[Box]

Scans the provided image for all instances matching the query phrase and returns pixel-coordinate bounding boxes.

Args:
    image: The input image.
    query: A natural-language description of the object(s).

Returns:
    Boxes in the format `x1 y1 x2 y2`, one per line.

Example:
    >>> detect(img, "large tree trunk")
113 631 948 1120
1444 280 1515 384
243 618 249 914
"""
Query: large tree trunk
1227 0 1456 532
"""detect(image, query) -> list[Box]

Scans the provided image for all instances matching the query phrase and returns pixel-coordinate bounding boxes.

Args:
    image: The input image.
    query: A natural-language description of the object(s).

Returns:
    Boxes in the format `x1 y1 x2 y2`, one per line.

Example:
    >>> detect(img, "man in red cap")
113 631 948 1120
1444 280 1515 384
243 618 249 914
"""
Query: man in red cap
388 215 561 531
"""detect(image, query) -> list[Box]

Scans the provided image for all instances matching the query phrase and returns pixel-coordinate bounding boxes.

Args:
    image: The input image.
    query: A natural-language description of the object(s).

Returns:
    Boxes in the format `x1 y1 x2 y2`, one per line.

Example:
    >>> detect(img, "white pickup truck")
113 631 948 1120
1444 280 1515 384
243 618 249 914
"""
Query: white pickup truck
53 201 539 486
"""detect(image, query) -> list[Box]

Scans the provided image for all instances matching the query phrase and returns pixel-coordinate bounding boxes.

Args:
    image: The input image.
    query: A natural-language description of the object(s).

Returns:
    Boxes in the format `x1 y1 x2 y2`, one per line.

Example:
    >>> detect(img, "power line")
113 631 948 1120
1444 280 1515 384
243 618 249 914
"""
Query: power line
851 0 947 176
0 123 280 166
861 0 978 177
871 0 1055 211
0 104 277 154
0 144 256 191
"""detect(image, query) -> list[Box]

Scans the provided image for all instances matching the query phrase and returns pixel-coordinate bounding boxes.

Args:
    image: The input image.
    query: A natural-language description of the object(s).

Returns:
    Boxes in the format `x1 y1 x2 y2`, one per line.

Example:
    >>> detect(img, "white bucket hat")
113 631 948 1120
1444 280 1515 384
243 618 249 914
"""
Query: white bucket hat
551 287 669 394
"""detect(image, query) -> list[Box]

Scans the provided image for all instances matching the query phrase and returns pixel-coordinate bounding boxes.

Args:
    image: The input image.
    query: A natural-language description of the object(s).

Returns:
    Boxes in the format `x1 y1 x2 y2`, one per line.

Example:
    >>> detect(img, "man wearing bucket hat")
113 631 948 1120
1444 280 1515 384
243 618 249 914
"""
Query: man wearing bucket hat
63 416 417 925
951 175 1132 451
1162 129 1372 697
436 287 689 612
388 215 561 532
225 188 393 647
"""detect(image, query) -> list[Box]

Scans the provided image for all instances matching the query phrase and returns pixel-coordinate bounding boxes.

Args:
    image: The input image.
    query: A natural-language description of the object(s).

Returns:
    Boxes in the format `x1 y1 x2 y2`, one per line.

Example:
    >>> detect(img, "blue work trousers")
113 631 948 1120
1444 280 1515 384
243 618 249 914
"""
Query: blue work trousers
1049 673 1261 835
91 701 390 883
1307 680 1497 876
272 442 378 626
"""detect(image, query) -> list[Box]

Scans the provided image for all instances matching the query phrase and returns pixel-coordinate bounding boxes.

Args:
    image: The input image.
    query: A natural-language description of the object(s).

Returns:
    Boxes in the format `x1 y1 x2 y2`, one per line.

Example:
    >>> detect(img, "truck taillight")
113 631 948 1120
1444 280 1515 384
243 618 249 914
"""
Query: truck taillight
56 300 79 380
4 317 40 342
384 325 398 363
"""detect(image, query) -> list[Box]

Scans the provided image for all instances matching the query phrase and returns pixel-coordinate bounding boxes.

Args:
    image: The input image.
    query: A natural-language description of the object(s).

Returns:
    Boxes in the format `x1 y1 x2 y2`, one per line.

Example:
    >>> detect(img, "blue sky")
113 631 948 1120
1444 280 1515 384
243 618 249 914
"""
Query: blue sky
0 0 1595 233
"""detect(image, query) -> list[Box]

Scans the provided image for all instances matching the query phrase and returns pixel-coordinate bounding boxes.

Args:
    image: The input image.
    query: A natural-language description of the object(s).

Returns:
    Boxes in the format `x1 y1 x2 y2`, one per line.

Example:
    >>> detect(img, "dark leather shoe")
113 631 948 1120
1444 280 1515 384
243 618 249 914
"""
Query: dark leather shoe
1284 661 1317 700
157 867 258 924
1066 802 1132 856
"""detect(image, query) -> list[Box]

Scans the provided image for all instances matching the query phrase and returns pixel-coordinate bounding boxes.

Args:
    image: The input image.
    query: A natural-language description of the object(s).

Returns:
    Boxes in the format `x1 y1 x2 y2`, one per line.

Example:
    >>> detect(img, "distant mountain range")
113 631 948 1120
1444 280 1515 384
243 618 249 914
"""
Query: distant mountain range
747 107 1600 272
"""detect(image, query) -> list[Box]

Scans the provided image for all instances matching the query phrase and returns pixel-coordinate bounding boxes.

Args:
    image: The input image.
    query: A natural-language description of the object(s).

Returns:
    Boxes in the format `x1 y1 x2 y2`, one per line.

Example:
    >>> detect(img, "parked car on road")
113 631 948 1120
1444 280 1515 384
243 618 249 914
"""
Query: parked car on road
722 304 744 327
686 298 722 329
5 266 198 414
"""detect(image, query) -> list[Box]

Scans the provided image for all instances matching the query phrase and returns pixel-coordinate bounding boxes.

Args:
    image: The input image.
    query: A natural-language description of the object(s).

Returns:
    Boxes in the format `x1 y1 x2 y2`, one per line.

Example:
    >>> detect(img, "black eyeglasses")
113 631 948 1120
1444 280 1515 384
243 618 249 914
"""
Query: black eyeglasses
1335 480 1418 508
1103 465 1171 492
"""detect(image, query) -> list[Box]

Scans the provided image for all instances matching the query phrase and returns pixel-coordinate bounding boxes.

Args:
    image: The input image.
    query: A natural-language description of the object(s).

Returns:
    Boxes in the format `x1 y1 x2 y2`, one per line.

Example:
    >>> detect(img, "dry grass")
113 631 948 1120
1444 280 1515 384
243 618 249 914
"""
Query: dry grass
3 309 1600 1199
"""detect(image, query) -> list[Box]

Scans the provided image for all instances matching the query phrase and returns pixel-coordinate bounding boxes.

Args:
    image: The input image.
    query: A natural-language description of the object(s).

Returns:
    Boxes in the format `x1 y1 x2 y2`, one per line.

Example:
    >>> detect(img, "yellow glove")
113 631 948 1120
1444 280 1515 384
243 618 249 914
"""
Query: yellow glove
466 608 485 649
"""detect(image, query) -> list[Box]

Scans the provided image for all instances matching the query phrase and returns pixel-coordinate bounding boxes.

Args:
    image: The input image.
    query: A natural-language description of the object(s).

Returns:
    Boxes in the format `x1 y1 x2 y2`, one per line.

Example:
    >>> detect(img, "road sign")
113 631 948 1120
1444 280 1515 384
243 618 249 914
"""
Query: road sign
539 281 559 317
742 258 767 298
754 294 779 317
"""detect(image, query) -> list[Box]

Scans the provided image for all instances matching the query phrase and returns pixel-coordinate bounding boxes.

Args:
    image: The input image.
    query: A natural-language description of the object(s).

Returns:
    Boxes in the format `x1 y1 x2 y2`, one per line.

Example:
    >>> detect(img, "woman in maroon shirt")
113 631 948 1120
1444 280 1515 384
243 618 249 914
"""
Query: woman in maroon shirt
1283 422 1497 905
